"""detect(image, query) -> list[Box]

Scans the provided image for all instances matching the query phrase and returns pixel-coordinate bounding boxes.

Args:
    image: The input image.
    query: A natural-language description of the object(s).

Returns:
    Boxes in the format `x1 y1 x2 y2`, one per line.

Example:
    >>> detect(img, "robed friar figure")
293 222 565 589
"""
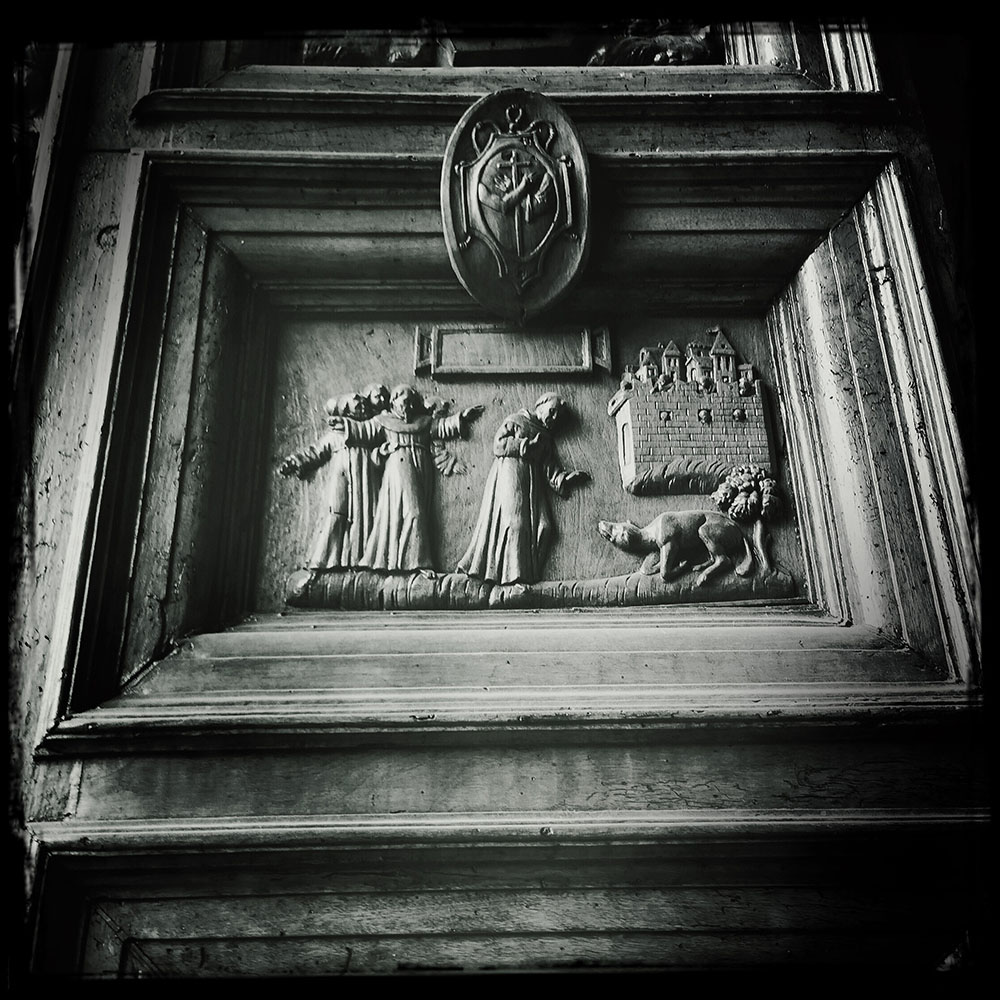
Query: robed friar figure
457 393 588 585
333 384 483 572
278 392 381 570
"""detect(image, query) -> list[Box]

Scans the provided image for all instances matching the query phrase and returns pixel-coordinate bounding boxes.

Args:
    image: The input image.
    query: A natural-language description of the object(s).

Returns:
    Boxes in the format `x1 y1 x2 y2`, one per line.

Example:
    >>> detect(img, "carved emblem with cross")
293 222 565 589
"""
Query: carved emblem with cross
442 89 590 323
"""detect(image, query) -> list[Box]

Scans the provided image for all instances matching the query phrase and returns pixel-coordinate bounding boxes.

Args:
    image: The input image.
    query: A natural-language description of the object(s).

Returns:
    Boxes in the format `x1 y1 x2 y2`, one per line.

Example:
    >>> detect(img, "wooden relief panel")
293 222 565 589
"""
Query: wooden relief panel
257 318 801 612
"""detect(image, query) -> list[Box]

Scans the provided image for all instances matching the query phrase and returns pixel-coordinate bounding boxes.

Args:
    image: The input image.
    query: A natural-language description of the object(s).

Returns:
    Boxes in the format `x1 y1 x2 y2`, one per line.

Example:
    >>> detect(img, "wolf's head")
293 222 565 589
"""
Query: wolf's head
597 519 643 551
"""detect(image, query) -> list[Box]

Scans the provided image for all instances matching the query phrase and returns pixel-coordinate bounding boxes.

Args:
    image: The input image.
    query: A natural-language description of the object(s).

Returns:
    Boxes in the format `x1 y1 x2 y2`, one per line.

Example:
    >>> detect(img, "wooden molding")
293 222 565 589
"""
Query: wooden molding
767 289 851 618
766 161 980 680
11 44 81 340
853 165 980 683
821 21 881 92
28 806 987 975
31 807 990 855
38 611 978 755
722 22 880 93
42 681 979 756
43 148 976 721
133 80 892 125
33 151 148 740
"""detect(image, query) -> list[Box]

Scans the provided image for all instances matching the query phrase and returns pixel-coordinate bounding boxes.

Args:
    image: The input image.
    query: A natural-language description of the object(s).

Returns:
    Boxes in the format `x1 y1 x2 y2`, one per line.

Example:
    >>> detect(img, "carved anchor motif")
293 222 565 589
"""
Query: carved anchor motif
454 103 575 294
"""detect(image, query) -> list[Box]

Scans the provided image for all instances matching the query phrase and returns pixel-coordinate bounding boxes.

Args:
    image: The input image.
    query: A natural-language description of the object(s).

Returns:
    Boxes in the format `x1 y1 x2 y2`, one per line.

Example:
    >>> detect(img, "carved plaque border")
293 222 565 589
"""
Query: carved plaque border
414 323 611 377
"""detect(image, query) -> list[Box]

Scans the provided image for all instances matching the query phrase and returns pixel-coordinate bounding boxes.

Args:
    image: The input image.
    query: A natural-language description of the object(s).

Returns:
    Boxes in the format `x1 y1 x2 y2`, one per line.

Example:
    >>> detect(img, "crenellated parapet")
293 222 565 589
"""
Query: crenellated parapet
608 328 774 494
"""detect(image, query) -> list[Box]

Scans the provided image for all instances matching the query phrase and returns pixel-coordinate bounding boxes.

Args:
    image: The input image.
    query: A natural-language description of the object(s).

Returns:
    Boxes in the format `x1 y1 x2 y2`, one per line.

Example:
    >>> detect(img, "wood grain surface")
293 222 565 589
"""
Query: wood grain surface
256 316 803 609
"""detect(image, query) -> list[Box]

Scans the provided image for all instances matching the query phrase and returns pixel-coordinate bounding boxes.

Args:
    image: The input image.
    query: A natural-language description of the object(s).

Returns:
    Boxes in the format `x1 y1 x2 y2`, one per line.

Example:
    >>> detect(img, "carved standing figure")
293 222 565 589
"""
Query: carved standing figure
362 382 390 415
332 384 483 572
278 392 382 570
457 393 588 585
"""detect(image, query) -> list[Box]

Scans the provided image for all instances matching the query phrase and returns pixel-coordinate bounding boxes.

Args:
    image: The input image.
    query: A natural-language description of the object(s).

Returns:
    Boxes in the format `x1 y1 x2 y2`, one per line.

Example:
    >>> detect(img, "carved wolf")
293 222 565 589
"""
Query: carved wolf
598 510 753 587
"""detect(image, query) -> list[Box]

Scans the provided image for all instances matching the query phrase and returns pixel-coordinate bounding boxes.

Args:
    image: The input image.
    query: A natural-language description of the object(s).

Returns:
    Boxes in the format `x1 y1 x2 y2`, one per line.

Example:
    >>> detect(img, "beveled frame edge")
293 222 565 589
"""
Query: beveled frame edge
11 44 82 345
29 149 150 751
40 147 977 740
134 86 894 126
858 164 981 682
25 807 987 977
30 808 992 855
40 680 981 757
766 158 980 683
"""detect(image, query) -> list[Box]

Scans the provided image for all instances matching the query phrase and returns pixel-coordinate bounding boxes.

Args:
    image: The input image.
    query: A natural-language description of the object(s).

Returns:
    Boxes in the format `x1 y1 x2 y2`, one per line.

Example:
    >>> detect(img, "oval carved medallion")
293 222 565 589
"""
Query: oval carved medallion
441 89 591 323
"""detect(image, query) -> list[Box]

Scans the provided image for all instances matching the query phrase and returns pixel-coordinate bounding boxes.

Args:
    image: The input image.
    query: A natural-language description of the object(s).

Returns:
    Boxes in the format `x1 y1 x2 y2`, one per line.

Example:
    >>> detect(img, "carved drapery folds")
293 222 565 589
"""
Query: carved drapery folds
456 394 588 586
281 379 793 609
277 392 382 570
279 384 483 576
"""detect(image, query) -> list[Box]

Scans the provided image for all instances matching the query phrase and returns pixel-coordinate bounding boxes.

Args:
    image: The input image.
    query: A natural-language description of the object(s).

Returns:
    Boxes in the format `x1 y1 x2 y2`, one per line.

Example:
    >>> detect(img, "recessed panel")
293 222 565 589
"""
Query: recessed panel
254 315 804 612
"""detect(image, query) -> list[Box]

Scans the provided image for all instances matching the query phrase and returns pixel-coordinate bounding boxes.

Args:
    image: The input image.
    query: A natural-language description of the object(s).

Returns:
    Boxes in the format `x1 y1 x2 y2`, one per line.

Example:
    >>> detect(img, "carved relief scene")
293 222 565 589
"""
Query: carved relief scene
258 318 800 612
243 85 820 615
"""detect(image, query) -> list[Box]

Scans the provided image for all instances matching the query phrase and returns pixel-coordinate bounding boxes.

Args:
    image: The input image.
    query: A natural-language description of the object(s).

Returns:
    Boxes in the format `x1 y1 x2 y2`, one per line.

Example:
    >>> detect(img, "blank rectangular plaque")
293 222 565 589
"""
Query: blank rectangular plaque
414 324 611 378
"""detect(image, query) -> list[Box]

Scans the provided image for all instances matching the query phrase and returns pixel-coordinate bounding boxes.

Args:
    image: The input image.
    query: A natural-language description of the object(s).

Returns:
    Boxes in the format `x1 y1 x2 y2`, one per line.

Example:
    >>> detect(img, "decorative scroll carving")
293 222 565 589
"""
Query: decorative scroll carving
442 89 590 322
413 324 611 377
456 394 588 585
586 21 722 66
329 385 483 573
608 328 774 495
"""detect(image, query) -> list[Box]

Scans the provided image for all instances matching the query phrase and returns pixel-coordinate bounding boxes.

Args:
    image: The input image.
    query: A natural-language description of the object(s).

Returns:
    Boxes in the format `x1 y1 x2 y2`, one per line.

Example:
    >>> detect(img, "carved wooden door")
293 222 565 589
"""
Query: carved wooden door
17 25 984 977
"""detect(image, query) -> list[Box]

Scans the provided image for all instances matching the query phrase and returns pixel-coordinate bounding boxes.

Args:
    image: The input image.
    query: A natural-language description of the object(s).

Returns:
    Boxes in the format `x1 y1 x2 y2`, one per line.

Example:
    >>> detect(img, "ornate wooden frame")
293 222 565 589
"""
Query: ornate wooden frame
19 32 983 975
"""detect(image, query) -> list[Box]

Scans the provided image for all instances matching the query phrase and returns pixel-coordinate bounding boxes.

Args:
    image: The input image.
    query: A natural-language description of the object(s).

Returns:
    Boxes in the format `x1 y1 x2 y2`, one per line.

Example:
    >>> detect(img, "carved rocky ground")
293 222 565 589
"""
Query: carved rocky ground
285 565 794 610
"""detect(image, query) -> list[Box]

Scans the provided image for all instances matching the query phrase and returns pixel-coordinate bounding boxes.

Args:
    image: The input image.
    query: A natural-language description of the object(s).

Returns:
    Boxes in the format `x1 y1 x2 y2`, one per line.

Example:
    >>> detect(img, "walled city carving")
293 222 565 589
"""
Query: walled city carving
607 327 775 495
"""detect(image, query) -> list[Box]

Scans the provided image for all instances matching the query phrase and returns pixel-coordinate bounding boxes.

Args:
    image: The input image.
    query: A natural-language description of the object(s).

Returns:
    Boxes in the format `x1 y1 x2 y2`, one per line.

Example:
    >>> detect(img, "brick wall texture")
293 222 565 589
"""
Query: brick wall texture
616 381 772 487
